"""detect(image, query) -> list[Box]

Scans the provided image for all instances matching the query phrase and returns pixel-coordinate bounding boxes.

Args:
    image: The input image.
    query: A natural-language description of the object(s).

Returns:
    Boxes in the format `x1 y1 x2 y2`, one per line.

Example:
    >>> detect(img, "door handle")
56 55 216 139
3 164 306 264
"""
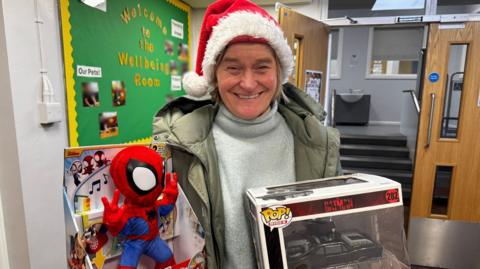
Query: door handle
425 93 436 148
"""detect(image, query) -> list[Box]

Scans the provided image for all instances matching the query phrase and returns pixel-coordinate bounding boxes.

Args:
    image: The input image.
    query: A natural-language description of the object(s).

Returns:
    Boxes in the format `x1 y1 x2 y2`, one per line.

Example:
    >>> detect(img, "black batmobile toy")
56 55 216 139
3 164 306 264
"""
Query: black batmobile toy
285 230 383 269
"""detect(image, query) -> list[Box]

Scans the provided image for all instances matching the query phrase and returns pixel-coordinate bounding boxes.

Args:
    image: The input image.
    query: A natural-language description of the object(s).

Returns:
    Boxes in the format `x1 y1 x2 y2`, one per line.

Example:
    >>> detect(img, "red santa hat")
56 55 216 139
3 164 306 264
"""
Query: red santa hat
183 0 293 97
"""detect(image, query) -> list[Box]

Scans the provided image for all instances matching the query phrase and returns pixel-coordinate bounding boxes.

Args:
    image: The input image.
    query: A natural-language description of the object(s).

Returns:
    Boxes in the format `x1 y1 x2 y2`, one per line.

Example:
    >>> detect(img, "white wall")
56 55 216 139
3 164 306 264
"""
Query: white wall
330 26 417 123
0 0 31 268
0 0 68 268
189 8 205 71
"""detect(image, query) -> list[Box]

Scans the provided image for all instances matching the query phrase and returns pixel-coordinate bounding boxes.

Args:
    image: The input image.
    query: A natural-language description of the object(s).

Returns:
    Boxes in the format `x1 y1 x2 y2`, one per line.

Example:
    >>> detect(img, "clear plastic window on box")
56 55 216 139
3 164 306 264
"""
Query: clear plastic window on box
247 173 410 269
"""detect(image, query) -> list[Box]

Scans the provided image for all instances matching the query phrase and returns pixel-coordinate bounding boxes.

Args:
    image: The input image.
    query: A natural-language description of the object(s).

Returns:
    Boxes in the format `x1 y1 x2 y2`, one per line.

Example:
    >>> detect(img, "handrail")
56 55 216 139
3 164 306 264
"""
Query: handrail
331 89 337 127
403 89 420 114
425 93 435 148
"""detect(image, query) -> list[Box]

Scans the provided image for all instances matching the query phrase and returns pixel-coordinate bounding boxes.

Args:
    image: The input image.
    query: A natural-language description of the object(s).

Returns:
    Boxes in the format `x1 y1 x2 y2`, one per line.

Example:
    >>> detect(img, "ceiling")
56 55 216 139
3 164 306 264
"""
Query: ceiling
182 0 480 10
182 0 312 9
329 0 480 10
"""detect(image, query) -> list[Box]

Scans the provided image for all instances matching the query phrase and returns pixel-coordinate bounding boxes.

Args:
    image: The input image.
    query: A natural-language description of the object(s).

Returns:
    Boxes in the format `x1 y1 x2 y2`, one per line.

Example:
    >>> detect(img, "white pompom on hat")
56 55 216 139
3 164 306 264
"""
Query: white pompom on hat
183 0 293 97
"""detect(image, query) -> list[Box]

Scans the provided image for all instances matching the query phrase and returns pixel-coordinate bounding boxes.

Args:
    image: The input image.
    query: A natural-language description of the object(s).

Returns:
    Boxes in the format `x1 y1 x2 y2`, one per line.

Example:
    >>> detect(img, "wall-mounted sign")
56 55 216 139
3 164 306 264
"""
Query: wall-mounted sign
60 0 190 146
429 72 440 83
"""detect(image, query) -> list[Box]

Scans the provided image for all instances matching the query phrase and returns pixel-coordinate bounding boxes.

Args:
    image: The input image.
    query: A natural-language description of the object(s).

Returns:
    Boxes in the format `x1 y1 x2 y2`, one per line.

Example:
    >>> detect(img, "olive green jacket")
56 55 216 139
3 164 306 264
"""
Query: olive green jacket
152 83 341 268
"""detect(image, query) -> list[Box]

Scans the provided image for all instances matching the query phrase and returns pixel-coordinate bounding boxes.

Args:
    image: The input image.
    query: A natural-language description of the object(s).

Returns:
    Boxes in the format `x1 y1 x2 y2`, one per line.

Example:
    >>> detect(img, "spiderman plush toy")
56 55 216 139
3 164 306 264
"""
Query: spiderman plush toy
101 146 178 269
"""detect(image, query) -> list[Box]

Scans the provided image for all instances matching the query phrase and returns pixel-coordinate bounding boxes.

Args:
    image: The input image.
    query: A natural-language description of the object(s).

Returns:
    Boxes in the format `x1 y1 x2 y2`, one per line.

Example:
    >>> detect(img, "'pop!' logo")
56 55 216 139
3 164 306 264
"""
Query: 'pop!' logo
260 206 293 228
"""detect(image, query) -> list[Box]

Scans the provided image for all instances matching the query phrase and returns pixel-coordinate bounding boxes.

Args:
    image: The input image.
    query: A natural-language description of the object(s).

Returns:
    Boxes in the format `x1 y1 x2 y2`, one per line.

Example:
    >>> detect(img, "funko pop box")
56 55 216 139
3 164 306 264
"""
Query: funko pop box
246 173 410 269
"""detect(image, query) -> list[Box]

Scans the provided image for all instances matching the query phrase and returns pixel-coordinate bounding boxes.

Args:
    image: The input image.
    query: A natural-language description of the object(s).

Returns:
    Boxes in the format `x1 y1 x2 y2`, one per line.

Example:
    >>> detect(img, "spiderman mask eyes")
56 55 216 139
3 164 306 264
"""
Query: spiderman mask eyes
126 159 159 195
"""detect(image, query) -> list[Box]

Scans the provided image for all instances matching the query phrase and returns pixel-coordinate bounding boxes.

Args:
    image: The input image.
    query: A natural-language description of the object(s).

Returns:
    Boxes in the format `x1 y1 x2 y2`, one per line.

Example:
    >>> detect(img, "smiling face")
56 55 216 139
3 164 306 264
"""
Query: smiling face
215 43 279 120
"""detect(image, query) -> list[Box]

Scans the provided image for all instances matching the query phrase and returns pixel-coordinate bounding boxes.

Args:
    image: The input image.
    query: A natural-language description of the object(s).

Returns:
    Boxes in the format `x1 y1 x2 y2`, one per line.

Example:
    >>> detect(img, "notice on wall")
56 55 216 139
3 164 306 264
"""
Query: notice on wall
304 70 322 103
171 19 184 39
171 75 182 91
60 0 191 146
76 65 103 78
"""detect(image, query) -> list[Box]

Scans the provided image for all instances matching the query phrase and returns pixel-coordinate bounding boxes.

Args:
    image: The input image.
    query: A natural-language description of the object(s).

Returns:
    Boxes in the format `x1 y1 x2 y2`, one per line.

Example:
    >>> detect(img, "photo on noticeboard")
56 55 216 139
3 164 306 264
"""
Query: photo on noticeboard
99 112 118 139
177 42 188 60
111 80 126 107
181 62 188 76
169 60 178 75
82 82 100 107
164 40 174 55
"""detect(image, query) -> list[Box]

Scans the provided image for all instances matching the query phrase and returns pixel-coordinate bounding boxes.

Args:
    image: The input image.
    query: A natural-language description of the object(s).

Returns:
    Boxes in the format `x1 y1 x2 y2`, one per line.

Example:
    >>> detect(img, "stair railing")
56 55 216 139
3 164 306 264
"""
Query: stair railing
331 89 337 127
403 89 420 115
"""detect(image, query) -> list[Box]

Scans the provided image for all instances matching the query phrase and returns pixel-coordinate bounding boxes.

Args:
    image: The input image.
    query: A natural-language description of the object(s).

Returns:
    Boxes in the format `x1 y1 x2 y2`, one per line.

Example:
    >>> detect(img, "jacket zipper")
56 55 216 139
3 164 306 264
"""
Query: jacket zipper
164 140 222 267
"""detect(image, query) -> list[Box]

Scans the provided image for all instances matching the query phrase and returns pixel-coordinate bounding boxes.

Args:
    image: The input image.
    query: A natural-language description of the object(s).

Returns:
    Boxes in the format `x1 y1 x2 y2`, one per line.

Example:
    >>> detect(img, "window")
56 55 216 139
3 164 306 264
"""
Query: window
330 28 343 79
292 36 304 87
366 26 424 79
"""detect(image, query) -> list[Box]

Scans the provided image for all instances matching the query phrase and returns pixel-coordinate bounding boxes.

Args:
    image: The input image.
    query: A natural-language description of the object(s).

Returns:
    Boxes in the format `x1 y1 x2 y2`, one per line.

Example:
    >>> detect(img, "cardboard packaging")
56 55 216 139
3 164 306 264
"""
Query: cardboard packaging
247 173 410 269
63 144 206 269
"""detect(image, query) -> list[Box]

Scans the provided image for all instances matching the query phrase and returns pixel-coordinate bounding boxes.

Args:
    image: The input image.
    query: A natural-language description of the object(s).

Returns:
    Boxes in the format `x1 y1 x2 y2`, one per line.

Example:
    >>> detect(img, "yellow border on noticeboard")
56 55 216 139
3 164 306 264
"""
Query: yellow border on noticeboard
59 0 191 147
60 0 79 147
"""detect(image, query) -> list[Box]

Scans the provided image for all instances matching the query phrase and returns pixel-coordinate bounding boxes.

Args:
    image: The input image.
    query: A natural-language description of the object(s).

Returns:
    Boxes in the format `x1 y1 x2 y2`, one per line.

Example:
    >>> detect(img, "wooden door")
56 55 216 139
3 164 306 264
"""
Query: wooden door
410 22 480 221
278 7 329 103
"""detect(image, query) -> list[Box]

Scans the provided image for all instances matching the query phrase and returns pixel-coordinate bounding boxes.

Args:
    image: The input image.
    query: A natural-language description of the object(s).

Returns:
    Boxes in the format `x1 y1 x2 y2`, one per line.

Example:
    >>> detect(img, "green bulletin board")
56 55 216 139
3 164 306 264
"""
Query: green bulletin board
60 0 190 146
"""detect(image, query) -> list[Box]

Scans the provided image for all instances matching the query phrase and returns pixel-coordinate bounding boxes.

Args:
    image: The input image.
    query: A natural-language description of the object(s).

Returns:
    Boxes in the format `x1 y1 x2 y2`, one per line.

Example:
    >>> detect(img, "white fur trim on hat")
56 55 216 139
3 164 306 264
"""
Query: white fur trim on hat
182 71 209 97
202 11 293 88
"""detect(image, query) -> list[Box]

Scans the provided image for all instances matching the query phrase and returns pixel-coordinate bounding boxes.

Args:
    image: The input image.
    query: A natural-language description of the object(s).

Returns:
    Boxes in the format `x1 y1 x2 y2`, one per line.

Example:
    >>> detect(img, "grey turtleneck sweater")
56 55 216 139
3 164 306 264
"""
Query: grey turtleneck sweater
212 102 295 268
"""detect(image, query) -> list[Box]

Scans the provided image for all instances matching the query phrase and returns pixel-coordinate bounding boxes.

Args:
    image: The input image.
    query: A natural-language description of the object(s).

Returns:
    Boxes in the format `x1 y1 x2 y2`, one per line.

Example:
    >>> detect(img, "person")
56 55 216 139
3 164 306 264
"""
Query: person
152 0 341 268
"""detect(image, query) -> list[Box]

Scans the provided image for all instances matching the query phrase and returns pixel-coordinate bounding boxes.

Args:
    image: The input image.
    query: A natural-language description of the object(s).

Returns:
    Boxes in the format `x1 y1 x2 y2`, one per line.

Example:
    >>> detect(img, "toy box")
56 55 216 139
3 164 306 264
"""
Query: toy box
63 144 206 269
246 173 410 269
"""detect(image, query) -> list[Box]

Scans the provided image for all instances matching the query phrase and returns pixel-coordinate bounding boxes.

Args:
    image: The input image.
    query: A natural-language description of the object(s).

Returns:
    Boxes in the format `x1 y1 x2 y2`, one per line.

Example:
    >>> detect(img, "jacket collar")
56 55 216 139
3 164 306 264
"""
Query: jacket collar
281 83 326 122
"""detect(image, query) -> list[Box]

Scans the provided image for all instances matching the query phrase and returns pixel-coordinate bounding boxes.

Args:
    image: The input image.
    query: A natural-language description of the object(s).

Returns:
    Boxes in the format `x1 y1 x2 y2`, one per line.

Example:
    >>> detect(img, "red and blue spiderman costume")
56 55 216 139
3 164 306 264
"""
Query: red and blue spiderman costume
102 146 178 269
